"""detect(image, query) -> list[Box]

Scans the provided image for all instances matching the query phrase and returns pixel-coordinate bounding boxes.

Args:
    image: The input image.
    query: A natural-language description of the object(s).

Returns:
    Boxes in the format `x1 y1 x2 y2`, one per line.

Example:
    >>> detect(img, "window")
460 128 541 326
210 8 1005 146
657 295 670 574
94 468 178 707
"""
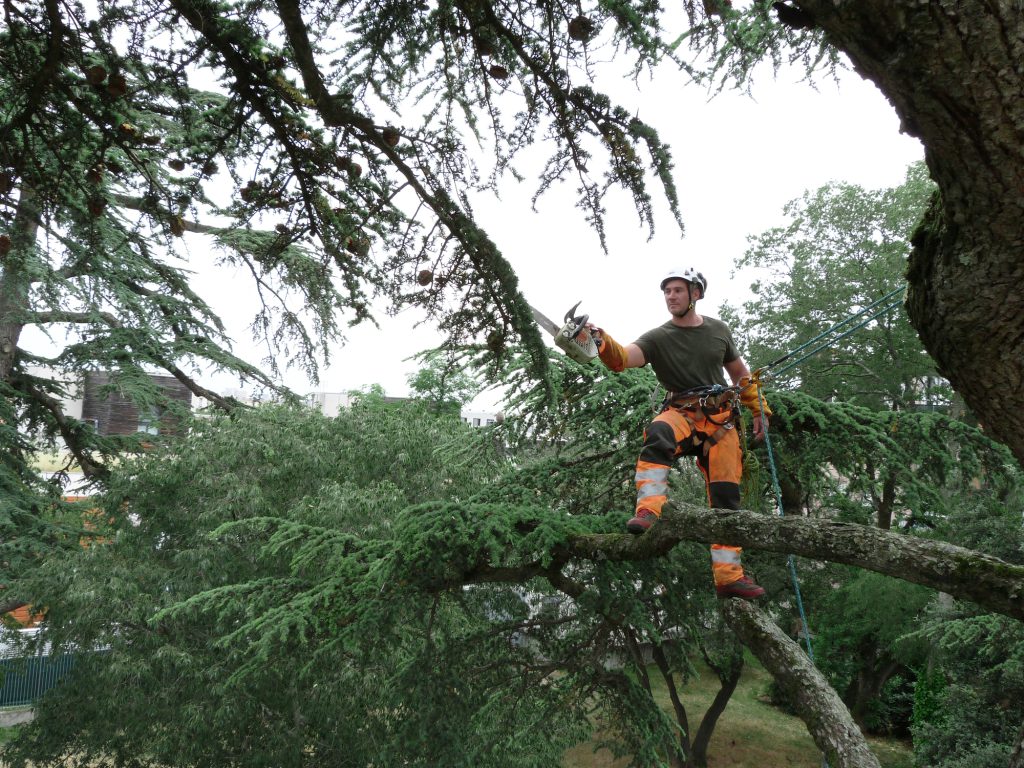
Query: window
137 407 160 435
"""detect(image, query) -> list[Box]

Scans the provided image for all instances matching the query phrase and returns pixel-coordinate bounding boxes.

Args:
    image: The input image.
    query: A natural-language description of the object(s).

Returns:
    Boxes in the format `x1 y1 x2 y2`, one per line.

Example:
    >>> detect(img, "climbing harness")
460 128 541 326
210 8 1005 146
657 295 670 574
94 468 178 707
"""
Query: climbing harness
659 384 741 457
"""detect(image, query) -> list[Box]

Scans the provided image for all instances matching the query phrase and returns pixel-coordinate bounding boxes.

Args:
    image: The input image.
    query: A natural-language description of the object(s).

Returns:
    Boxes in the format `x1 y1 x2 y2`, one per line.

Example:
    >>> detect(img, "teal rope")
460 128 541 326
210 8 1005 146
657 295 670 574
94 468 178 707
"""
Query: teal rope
760 286 904 376
772 300 904 379
755 385 814 660
747 290 909 768
755 383 827 768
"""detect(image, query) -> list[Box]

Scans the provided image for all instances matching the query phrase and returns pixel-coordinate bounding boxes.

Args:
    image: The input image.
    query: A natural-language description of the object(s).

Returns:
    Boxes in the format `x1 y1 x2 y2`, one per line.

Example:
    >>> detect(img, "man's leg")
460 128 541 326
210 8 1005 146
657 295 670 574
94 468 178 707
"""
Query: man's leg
697 423 765 599
628 409 693 533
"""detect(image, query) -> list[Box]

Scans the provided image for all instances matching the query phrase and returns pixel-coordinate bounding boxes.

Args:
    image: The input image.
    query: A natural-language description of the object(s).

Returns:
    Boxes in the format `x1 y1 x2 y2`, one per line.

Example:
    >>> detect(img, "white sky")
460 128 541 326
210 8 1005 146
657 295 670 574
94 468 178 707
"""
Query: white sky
204 57 923 411
27 38 919 413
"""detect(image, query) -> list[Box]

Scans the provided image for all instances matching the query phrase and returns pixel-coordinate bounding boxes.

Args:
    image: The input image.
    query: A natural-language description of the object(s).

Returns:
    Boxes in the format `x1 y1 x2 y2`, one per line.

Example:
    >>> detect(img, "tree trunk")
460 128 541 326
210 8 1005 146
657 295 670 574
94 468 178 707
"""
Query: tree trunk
721 599 881 768
795 1 1024 467
690 652 742 767
0 188 38 381
875 473 897 531
778 471 804 516
847 657 901 731
650 643 691 768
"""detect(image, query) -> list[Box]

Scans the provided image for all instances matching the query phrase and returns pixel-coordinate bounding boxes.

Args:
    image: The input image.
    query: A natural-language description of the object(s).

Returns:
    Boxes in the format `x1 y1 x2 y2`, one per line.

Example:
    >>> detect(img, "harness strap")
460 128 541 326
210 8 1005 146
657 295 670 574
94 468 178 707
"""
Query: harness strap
664 399 734 456
701 423 731 456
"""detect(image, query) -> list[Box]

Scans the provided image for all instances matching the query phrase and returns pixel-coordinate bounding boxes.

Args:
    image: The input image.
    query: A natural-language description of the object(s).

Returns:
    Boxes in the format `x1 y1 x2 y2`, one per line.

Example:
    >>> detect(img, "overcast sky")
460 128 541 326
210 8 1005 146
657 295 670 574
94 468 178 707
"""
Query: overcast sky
193 53 924 411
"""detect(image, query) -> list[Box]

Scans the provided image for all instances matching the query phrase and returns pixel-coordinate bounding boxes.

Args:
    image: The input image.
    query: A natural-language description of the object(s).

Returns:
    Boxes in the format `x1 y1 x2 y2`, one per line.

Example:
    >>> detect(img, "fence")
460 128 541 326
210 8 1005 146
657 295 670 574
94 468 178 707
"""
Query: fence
0 629 76 708
0 654 75 708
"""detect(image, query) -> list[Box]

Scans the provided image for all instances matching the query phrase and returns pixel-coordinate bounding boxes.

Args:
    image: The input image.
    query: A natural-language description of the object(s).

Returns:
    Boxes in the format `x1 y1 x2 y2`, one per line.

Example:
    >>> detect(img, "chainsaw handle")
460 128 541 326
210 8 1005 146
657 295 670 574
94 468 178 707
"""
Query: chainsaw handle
567 314 589 340
563 301 589 341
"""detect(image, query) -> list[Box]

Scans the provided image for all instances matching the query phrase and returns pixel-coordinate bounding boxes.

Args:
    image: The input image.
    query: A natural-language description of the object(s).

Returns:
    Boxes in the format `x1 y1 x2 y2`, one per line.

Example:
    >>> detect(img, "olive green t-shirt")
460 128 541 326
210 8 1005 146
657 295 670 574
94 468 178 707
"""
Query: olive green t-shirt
633 316 739 393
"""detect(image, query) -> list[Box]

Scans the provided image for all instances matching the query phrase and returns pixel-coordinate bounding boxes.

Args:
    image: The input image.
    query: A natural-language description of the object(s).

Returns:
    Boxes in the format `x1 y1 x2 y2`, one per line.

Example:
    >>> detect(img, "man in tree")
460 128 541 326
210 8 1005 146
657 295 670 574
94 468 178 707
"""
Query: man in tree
593 267 770 599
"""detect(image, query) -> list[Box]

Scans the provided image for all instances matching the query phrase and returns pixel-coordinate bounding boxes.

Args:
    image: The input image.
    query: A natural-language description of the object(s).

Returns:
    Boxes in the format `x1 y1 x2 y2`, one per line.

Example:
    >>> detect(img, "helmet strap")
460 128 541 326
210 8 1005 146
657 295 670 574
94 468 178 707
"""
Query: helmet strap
677 283 694 318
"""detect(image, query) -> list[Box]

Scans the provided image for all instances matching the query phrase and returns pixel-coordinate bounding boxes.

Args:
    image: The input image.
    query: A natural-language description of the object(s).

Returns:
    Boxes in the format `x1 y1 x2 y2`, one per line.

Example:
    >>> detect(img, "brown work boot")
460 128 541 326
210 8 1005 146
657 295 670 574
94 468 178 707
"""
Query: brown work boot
626 508 658 535
715 575 766 600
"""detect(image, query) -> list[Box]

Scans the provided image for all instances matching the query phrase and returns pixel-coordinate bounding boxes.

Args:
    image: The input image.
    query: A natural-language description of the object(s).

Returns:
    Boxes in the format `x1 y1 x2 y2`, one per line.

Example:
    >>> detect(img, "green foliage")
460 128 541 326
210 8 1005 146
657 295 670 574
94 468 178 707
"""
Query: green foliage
746 386 1020 743
928 484 1024 564
909 612 1024 768
0 0 833 603
911 664 946 735
902 497 1024 766
4 358 782 768
745 389 1017 529
810 572 930 734
4 403 592 768
5 341 1021 767
0 0 844 471
407 350 481 415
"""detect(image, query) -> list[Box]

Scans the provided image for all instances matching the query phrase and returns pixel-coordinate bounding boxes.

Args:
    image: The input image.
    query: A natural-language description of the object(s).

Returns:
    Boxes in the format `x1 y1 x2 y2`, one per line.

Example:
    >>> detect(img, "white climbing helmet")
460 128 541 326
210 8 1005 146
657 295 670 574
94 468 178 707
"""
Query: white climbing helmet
660 267 707 296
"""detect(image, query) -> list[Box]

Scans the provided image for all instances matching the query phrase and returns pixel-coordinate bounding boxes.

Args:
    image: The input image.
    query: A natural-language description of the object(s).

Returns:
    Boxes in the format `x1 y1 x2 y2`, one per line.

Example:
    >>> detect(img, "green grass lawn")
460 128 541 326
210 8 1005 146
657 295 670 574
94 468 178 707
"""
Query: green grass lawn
563 657 913 768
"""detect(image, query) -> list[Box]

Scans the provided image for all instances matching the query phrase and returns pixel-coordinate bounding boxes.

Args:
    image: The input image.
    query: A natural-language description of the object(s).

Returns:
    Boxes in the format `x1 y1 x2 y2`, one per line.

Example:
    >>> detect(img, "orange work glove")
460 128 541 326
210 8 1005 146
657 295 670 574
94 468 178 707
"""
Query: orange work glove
739 376 772 417
597 330 629 373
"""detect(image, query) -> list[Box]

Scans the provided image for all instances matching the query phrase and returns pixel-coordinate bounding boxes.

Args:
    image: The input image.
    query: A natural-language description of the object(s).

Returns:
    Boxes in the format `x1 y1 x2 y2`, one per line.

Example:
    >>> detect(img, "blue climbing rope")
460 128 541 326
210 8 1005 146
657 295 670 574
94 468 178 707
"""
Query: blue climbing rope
747 288 907 768
755 383 814 661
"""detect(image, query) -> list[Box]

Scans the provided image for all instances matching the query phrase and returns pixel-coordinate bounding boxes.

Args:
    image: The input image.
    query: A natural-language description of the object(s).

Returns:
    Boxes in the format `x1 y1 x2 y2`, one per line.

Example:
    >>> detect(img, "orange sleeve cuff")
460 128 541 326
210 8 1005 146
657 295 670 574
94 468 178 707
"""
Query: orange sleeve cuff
597 331 628 373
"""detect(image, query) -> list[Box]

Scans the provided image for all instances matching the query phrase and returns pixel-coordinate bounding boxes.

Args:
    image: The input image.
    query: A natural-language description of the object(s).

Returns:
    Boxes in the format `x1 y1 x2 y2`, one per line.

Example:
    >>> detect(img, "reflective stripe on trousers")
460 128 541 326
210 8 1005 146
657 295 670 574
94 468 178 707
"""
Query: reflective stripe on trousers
710 543 744 585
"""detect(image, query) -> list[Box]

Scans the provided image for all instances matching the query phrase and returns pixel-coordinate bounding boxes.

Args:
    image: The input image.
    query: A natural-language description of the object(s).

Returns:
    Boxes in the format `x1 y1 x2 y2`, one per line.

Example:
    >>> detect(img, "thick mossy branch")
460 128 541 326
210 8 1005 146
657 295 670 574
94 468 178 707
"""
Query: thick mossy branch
567 501 1024 621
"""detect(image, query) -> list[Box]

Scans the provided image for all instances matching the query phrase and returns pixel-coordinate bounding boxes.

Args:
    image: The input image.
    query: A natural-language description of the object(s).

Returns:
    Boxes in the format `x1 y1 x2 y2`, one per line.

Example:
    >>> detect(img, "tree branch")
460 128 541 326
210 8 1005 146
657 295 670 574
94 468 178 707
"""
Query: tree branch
108 193 227 235
562 501 1024 621
18 376 105 479
721 599 881 768
31 310 121 327
0 0 65 142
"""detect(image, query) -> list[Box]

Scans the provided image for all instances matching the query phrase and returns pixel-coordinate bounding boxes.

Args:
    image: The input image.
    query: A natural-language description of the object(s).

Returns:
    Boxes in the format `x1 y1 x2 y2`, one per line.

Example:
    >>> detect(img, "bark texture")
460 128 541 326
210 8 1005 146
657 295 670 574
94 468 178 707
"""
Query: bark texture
721 599 882 768
796 0 1024 465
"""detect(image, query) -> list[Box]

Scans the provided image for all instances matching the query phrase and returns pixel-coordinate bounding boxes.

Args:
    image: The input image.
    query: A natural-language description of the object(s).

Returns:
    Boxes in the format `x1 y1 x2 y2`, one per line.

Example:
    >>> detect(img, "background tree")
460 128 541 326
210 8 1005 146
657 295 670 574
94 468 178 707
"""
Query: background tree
2 391 759 768
4 401 593 768
406 352 481 416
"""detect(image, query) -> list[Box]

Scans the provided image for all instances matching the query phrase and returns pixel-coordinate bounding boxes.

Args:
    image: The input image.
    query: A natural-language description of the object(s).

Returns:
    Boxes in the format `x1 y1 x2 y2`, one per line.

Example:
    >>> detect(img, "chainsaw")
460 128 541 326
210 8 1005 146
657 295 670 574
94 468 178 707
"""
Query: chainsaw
529 301 600 364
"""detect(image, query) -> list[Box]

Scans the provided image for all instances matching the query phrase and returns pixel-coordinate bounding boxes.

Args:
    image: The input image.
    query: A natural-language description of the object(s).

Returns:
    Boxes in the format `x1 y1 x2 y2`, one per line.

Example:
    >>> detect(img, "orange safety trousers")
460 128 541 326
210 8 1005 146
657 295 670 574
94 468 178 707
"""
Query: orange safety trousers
634 404 746 587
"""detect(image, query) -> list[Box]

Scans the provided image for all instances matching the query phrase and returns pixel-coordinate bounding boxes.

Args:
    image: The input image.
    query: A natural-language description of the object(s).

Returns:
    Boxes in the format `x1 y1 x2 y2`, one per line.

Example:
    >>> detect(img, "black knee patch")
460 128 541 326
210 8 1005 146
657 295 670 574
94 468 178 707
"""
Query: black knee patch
709 482 741 510
640 421 677 464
